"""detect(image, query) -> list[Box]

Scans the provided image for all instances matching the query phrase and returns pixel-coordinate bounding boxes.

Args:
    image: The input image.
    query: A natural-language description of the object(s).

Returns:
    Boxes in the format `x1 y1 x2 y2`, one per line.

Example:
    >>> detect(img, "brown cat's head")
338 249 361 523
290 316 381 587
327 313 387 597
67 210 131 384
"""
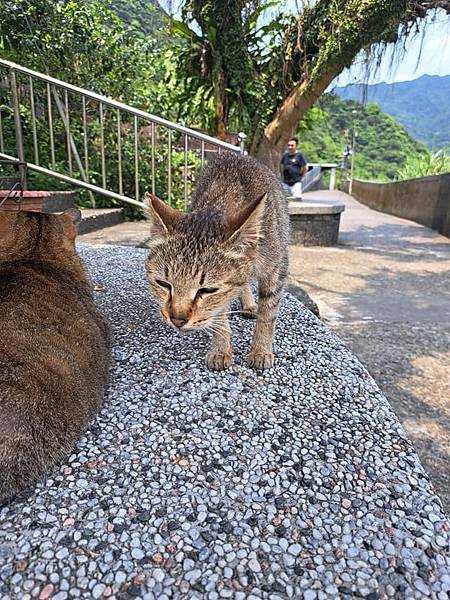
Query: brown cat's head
0 208 84 267
144 192 266 332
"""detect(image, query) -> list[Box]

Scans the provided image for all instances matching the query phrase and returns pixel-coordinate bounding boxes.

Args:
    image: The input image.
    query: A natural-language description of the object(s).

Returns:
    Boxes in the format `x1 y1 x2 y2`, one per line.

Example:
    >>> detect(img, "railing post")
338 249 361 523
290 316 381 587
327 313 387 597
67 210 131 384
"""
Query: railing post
329 167 336 191
9 69 27 190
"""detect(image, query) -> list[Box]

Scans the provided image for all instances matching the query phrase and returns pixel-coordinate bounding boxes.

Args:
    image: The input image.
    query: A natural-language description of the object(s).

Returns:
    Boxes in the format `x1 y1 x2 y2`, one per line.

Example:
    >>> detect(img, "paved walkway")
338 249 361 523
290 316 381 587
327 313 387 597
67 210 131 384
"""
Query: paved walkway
289 190 450 513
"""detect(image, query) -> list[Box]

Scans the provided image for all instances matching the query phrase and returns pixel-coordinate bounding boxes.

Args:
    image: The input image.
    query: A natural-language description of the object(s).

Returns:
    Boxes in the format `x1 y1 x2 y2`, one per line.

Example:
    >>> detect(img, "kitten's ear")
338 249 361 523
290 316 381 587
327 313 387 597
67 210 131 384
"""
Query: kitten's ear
225 193 267 253
145 193 182 247
61 207 82 240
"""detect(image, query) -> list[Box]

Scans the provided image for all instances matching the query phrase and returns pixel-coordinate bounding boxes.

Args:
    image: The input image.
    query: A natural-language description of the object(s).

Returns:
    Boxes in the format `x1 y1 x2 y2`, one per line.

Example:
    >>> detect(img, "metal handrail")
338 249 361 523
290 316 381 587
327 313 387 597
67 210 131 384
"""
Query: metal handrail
0 59 243 209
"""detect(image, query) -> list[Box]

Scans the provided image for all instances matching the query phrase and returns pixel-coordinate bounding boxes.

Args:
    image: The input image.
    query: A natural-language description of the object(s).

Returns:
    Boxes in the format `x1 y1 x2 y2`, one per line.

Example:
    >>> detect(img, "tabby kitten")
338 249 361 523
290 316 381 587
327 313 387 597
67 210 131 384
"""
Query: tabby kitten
145 152 289 370
0 209 111 503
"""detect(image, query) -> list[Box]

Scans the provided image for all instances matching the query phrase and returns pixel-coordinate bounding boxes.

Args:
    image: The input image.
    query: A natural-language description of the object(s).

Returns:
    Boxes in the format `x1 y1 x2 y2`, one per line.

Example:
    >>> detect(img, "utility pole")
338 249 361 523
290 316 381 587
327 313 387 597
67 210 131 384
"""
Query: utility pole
349 110 358 196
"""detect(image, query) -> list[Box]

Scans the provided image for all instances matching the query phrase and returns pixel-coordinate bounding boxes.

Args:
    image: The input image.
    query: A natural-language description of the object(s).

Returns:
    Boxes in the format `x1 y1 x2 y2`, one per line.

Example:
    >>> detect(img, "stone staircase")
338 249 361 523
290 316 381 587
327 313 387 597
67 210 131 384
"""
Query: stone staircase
78 207 124 235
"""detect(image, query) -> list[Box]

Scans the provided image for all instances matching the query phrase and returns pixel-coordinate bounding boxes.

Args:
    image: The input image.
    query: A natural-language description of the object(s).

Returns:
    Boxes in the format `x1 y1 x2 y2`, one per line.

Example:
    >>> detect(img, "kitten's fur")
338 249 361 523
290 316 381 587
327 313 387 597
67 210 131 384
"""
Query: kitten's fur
145 152 289 370
0 209 111 503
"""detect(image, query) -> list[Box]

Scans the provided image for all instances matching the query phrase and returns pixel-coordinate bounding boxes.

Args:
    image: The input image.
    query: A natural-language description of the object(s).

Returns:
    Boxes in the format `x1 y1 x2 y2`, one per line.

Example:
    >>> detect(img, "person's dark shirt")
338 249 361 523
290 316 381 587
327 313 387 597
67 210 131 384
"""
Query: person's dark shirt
281 151 307 184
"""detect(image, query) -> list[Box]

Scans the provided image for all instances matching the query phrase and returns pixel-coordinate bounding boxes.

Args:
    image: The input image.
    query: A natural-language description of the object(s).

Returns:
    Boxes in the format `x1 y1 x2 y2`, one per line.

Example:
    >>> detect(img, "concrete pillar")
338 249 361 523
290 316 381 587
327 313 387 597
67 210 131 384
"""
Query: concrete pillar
329 167 336 191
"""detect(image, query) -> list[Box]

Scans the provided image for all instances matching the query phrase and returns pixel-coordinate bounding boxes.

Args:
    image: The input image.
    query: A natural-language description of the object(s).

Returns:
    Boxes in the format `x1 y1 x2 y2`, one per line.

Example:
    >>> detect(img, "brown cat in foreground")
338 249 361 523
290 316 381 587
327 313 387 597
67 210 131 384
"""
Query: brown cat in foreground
0 209 111 504
145 152 289 370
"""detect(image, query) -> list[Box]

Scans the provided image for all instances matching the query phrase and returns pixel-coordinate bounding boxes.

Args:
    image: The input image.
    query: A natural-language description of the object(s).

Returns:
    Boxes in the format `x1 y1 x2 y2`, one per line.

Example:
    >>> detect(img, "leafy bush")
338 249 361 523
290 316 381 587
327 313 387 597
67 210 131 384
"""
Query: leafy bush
0 0 203 217
396 150 450 180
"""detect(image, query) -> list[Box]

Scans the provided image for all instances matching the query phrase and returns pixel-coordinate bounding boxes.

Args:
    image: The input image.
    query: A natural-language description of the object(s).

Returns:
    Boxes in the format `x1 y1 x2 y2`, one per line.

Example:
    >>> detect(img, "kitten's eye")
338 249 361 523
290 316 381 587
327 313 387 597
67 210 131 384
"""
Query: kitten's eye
155 279 172 290
196 287 219 298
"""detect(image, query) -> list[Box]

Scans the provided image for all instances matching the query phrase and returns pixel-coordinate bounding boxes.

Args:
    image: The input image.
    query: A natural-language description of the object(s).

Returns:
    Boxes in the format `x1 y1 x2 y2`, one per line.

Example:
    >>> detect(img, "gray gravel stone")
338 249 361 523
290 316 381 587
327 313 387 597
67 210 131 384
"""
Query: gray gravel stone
0 244 448 599
92 583 105 599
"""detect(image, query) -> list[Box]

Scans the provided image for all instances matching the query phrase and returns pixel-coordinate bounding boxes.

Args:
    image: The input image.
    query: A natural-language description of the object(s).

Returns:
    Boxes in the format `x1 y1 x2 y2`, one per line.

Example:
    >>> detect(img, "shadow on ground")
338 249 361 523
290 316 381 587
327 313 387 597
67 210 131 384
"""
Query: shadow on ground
340 223 450 262
293 265 450 513
290 192 450 514
334 320 450 515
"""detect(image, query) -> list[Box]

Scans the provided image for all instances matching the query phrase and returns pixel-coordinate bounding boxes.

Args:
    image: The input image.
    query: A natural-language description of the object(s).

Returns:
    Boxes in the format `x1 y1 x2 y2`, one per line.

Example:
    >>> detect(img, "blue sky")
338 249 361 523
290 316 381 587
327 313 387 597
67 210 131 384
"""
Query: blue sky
336 9 450 85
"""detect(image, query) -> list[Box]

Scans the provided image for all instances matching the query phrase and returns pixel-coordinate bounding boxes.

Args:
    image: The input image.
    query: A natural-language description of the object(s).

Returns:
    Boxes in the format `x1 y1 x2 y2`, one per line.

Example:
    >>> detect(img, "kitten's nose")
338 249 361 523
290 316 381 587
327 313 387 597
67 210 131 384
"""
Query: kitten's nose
170 313 188 328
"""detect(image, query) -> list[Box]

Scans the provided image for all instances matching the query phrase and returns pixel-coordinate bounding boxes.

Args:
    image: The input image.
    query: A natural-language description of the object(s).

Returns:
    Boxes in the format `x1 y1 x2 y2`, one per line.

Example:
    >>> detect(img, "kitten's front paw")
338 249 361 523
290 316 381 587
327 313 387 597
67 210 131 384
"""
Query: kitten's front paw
248 351 274 370
206 351 232 371
240 304 258 319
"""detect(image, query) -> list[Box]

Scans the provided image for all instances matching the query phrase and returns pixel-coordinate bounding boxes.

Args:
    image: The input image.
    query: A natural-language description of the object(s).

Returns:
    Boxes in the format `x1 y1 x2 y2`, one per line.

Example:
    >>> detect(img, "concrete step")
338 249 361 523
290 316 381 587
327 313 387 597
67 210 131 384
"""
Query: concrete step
78 208 125 235
78 220 149 246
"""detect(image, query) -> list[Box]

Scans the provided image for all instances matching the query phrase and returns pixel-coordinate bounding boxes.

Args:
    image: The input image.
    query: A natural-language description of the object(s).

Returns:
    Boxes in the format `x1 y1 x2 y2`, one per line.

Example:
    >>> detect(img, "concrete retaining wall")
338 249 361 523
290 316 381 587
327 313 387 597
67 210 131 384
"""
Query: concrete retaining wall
348 174 450 237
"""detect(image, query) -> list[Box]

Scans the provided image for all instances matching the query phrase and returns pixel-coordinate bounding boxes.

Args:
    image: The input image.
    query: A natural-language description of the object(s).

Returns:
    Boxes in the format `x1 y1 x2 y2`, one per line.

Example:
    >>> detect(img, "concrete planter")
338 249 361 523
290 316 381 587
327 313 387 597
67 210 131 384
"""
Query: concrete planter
289 199 345 246
0 190 78 212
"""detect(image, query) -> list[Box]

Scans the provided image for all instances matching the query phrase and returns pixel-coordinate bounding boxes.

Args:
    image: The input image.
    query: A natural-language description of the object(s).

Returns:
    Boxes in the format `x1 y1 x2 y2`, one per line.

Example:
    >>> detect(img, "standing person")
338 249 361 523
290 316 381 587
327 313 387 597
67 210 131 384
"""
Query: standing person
280 138 308 198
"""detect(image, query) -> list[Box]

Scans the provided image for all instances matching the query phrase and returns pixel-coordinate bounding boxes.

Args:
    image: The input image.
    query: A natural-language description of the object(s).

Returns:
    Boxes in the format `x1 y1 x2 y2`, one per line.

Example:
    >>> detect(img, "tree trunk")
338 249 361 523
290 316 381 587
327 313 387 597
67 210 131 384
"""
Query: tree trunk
254 64 342 171
214 70 228 141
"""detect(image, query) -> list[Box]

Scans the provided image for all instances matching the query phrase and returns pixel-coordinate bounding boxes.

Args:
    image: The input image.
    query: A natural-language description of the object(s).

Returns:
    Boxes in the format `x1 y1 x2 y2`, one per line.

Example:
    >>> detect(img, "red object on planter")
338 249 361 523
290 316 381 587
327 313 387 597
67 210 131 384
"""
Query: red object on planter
0 190 53 212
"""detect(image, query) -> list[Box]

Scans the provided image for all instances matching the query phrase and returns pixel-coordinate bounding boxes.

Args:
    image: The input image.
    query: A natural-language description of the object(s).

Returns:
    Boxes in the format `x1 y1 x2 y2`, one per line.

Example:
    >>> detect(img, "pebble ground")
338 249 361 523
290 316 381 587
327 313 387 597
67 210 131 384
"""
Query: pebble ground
0 245 449 600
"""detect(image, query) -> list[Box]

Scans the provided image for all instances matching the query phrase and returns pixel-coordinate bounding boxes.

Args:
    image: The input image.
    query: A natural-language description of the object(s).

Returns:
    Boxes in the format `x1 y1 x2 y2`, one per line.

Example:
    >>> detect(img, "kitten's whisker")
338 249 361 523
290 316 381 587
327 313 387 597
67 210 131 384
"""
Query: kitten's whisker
210 319 230 332
219 310 253 319
207 323 227 336
206 324 228 342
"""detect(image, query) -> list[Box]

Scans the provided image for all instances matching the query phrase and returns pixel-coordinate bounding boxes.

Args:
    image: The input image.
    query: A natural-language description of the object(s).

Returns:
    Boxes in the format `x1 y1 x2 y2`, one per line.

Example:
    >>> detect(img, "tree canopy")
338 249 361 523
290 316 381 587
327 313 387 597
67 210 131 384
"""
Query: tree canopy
170 0 450 168
0 0 448 201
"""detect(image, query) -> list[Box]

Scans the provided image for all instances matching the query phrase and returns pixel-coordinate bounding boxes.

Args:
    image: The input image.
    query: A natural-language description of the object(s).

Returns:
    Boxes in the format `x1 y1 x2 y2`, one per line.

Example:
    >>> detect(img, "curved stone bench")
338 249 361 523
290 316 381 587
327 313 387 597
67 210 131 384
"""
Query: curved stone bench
289 199 345 246
0 245 448 600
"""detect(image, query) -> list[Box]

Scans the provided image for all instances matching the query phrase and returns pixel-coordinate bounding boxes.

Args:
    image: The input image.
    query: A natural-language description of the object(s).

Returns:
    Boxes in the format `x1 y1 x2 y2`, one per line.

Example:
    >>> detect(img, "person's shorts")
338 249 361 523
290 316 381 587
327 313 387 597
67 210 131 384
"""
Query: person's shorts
283 181 302 198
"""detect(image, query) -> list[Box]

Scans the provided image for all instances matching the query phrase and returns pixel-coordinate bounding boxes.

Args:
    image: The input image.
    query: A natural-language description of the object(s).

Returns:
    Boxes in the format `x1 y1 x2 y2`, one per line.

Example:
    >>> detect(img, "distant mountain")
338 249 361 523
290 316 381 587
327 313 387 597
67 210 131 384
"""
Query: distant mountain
335 75 450 152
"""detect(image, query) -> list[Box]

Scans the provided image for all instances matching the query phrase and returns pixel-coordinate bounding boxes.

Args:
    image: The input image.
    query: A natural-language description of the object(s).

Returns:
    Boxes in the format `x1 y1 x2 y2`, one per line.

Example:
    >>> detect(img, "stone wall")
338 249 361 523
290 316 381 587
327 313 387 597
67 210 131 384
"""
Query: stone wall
347 174 450 237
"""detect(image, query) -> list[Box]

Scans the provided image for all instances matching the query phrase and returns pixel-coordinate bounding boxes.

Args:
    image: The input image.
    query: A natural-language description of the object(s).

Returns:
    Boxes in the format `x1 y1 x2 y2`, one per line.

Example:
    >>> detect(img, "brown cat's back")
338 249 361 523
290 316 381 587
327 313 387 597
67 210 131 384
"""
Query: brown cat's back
0 210 111 503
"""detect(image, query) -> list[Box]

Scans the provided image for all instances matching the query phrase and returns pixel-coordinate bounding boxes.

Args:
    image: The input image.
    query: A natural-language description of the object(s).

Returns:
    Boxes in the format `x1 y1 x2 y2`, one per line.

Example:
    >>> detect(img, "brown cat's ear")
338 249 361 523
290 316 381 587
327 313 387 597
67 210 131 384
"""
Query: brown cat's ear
224 193 267 252
60 207 82 240
145 193 182 247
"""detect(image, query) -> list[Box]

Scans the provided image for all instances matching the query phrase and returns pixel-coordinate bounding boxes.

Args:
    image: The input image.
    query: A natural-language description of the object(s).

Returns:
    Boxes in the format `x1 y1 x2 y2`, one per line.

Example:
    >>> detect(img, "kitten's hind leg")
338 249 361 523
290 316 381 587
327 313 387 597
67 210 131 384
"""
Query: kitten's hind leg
206 313 233 371
248 271 284 369
240 284 258 319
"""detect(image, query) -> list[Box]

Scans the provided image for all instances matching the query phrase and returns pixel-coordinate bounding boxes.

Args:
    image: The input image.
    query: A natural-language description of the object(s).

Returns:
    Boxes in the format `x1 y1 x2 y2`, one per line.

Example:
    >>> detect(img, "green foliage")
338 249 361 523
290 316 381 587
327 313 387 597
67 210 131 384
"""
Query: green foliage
0 85 199 214
0 0 445 209
168 0 262 137
297 95 426 182
0 0 154 102
171 0 443 154
104 0 167 37
396 150 450 180
0 0 195 214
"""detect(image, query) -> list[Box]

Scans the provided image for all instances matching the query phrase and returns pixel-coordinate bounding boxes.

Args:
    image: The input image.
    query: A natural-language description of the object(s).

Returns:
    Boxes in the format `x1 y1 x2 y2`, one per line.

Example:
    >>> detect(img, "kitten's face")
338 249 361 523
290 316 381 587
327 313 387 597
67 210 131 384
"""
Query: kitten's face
146 238 253 332
144 194 265 333
0 208 82 264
